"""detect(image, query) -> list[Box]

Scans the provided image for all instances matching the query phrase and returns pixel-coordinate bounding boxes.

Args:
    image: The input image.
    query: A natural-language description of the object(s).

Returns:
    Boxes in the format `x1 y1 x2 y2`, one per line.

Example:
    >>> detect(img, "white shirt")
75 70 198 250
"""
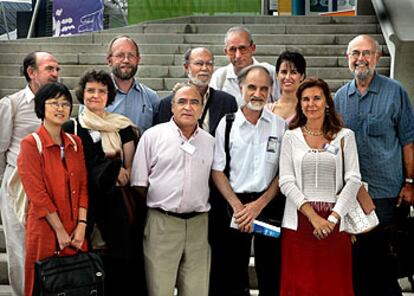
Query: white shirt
279 127 362 231
209 58 279 106
213 108 286 193
0 86 40 182
130 119 214 213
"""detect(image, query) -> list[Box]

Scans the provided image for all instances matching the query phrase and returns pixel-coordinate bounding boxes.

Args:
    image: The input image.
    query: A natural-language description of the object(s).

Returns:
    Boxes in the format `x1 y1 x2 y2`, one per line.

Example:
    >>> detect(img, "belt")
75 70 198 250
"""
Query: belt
154 208 203 220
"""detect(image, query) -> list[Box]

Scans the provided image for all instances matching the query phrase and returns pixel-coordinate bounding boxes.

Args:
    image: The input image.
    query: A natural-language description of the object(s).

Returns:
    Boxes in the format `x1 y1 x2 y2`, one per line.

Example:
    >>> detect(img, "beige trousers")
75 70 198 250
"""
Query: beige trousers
144 208 210 296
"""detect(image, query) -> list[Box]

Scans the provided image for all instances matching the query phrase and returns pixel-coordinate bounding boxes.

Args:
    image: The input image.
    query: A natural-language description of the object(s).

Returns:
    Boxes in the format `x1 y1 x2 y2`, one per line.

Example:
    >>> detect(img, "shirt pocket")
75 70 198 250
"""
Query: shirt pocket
367 113 390 137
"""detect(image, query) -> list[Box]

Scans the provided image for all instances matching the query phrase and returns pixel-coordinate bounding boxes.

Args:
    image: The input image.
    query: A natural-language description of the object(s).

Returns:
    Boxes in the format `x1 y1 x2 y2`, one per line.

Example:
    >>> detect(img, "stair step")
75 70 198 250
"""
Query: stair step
0 253 9 285
0 285 12 296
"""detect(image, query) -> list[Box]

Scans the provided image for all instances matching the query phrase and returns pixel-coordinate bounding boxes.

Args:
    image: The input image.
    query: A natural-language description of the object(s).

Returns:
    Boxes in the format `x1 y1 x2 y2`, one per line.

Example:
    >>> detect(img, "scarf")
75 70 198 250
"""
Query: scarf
79 107 134 159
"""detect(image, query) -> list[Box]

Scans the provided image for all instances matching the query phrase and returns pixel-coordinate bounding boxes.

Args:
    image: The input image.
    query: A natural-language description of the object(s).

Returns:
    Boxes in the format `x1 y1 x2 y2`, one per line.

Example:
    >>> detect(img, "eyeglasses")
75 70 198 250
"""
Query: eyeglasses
45 101 71 109
349 50 375 59
111 52 139 61
226 45 252 56
85 88 109 96
175 98 202 107
190 61 214 68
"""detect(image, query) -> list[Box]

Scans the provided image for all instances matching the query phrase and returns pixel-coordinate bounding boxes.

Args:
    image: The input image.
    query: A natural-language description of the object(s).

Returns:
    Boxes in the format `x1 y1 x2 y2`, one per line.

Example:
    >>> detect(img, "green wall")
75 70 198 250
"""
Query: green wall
128 0 261 24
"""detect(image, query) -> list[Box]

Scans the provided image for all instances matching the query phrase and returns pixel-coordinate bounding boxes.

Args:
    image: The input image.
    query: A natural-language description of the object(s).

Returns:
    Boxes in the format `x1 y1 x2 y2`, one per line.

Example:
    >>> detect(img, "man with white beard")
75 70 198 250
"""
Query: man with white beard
106 35 160 132
156 47 237 135
211 65 286 296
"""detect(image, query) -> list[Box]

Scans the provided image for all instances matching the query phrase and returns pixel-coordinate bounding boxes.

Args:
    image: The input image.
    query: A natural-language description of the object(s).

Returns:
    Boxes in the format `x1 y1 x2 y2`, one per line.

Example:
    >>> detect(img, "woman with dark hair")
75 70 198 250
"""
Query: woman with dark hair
278 78 361 295
266 50 306 123
17 82 88 296
62 69 143 295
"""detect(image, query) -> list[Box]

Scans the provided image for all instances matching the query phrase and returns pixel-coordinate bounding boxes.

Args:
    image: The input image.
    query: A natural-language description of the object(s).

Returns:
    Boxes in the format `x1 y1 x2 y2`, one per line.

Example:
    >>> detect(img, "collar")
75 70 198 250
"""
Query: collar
169 118 200 141
348 71 380 96
235 106 272 126
23 85 35 104
226 57 259 80
37 125 77 151
111 73 141 94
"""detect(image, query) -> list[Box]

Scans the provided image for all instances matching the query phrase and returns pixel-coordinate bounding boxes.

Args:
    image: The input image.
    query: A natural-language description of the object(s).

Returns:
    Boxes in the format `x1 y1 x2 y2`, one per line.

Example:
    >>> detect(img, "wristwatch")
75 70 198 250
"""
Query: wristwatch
327 215 338 225
405 178 414 184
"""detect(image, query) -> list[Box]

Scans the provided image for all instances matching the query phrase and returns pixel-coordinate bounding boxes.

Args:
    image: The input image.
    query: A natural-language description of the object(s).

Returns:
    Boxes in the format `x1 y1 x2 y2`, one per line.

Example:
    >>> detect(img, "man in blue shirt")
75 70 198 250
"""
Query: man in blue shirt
106 35 160 133
335 34 414 296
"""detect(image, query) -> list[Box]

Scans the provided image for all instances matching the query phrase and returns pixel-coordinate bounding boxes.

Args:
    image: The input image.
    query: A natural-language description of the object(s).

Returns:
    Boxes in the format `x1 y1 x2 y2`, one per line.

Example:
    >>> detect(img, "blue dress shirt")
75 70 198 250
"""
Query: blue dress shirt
106 79 160 133
334 72 414 199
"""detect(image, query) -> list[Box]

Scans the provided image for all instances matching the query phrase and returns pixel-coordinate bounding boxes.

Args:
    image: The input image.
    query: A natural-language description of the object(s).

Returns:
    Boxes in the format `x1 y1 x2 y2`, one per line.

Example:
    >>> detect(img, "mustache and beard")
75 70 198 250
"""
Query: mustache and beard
242 86 267 112
112 63 138 80
352 61 374 82
187 69 210 87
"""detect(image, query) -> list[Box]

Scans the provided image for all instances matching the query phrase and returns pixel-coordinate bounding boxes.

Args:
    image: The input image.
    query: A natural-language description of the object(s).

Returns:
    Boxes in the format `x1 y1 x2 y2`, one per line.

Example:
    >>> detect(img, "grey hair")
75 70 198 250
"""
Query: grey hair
347 34 381 54
224 26 253 46
183 47 213 65
237 64 273 86
171 82 202 103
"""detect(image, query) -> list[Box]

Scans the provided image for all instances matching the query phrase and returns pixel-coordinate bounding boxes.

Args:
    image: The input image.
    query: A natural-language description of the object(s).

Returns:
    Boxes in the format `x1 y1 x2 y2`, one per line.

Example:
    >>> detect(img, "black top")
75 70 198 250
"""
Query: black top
62 118 139 259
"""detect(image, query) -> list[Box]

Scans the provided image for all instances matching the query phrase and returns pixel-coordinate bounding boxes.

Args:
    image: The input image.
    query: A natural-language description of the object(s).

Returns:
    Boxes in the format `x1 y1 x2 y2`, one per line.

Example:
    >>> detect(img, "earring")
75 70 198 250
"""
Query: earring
325 106 330 116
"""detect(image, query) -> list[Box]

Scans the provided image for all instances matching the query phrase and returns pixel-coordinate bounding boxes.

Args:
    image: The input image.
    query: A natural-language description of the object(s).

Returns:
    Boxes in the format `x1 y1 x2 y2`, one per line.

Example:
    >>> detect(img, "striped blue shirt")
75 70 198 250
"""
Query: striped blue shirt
334 73 414 199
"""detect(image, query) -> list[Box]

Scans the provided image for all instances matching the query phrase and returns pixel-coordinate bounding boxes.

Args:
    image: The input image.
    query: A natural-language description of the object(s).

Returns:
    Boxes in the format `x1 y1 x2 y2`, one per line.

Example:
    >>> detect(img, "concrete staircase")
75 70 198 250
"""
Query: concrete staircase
0 14 394 294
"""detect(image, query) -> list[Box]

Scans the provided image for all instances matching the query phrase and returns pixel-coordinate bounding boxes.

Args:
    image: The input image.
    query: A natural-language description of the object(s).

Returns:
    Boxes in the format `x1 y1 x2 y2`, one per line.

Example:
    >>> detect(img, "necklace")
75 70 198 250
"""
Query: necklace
303 125 323 136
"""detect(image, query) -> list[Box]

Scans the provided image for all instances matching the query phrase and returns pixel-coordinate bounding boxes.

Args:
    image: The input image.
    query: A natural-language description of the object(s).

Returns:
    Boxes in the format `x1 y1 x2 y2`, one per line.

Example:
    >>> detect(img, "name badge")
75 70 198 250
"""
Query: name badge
180 141 196 155
267 136 278 153
323 143 339 155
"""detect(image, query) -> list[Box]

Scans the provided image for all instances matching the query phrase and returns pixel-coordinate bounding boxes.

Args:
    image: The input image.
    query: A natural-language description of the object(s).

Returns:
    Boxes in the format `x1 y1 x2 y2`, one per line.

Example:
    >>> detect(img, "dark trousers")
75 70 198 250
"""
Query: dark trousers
209 191 281 296
353 198 409 296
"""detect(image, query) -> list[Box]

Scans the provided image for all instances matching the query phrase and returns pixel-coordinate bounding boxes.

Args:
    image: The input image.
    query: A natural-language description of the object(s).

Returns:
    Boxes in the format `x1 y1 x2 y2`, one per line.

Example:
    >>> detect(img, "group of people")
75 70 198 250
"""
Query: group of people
0 25 413 296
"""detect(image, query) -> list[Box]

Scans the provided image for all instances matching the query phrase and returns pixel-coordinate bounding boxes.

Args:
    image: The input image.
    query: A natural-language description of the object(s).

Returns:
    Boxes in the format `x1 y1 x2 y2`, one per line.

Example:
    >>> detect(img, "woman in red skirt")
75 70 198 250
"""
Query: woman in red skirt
279 78 361 296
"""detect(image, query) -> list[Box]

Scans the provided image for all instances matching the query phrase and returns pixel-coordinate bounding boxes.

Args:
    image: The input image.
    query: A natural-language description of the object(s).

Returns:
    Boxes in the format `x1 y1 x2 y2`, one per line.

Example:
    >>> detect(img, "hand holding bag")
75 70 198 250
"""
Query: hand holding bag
33 245 105 296
339 137 379 234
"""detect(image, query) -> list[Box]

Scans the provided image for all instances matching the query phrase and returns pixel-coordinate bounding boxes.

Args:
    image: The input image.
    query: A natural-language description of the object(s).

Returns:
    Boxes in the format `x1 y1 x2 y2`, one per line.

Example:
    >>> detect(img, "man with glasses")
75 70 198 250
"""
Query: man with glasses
131 83 214 296
156 47 237 135
0 51 60 296
334 34 414 296
210 26 279 106
106 35 160 132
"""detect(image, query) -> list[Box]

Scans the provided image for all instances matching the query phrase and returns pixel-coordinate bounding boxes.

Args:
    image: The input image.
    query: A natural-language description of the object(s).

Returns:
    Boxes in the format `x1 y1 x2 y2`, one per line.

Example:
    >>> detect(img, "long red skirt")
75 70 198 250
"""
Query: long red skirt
280 203 354 296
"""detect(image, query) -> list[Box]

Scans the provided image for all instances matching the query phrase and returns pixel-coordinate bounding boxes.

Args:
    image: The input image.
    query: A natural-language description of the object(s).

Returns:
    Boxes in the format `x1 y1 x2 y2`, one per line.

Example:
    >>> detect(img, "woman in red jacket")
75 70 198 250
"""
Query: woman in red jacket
18 82 88 296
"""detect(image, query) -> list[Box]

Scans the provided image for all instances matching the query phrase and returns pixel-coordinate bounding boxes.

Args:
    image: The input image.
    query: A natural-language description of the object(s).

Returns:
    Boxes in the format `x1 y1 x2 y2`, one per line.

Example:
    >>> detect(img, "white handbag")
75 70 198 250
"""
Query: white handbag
344 198 379 234
339 137 379 234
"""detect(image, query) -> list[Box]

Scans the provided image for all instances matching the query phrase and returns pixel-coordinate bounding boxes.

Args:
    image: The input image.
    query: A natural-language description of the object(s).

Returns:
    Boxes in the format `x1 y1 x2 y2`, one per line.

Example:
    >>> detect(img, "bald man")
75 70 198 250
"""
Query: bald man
335 34 414 296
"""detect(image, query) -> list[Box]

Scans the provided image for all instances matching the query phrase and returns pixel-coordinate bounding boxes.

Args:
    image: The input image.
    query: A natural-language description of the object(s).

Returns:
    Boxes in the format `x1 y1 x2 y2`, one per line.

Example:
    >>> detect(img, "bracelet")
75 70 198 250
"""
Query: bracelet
78 219 87 225
327 215 338 225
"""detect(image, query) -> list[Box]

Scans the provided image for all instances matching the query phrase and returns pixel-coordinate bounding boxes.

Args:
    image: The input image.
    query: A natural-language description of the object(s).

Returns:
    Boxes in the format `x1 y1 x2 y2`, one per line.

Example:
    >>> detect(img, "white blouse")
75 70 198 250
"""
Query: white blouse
279 127 362 231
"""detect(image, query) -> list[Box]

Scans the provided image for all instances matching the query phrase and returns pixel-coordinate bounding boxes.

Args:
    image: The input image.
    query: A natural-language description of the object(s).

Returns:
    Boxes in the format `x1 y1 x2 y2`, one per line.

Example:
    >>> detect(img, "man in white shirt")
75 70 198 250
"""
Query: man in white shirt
0 51 60 296
210 26 279 106
131 83 214 296
212 65 285 296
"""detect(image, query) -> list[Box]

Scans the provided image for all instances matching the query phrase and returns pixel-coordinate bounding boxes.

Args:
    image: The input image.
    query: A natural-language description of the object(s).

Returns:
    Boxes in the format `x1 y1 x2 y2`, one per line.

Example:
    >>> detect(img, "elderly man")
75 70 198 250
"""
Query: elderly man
334 34 414 296
131 83 214 296
156 47 237 135
0 51 60 296
106 35 160 132
212 65 286 296
210 26 279 106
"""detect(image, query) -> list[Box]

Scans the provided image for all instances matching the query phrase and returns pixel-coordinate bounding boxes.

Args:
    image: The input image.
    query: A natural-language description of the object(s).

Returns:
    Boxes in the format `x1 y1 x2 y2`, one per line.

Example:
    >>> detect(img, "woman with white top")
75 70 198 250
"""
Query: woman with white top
279 78 361 295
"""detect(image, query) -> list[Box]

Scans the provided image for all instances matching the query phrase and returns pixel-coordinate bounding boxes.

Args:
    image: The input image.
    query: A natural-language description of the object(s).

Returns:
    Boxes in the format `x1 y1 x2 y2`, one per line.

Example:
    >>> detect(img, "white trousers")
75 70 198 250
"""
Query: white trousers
0 164 25 296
